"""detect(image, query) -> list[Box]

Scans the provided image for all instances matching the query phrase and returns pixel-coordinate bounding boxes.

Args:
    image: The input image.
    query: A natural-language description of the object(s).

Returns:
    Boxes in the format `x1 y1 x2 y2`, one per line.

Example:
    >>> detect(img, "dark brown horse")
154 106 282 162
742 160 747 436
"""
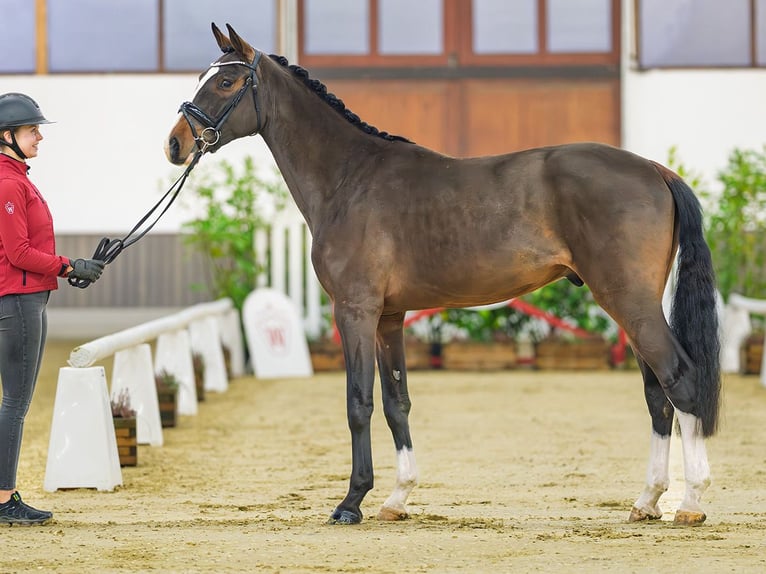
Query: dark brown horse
166 24 721 526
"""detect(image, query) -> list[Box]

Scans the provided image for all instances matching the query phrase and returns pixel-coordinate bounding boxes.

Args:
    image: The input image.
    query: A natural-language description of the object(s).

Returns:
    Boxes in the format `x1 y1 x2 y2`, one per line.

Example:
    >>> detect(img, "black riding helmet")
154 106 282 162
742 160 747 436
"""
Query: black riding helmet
0 93 54 159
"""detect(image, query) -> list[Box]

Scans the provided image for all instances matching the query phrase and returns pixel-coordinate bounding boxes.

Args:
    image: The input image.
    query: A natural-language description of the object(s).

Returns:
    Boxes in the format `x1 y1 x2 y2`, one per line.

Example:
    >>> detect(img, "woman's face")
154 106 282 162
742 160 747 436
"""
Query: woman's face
2 124 43 159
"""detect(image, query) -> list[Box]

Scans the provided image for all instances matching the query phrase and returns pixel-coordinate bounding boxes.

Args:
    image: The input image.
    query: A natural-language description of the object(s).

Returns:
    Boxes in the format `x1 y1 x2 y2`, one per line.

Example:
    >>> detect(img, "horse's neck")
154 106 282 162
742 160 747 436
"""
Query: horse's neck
259 65 371 232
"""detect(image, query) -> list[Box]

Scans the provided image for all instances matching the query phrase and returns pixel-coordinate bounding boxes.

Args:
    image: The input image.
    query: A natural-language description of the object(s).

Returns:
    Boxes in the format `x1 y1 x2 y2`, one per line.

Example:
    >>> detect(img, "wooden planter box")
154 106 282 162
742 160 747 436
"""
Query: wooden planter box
157 387 177 428
535 338 611 370
740 333 764 375
194 371 205 402
441 341 517 370
309 340 435 371
113 416 137 467
309 340 345 371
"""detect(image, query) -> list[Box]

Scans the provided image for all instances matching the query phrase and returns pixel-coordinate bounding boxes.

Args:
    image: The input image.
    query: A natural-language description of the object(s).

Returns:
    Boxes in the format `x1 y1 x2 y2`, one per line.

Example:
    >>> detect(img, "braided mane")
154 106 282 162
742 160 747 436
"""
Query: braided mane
268 54 412 143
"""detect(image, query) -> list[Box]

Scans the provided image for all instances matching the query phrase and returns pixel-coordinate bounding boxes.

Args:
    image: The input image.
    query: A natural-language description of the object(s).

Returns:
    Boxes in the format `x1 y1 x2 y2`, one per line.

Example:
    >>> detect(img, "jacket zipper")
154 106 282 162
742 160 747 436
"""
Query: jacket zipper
22 270 27 286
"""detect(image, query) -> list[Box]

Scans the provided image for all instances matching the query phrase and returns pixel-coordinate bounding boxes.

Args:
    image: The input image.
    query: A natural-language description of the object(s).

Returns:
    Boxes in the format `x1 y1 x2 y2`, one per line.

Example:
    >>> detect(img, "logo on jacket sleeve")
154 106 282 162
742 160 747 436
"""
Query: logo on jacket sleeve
4 201 14 215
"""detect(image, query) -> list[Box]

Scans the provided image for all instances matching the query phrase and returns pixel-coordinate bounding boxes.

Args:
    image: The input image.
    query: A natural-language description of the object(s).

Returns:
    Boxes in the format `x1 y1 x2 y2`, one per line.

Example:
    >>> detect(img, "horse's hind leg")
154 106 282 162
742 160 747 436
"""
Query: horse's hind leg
630 356 673 522
672 409 711 525
375 312 418 521
612 311 710 527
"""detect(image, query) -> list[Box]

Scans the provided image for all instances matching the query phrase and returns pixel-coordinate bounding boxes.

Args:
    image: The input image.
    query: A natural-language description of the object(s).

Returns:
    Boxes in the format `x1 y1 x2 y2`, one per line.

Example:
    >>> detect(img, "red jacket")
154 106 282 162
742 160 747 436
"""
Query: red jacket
0 154 69 296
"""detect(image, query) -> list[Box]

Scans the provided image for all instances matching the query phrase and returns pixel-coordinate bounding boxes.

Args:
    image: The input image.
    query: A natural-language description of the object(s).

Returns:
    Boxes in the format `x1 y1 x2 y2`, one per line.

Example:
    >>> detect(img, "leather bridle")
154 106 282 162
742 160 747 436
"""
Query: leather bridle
70 50 264 289
179 50 263 153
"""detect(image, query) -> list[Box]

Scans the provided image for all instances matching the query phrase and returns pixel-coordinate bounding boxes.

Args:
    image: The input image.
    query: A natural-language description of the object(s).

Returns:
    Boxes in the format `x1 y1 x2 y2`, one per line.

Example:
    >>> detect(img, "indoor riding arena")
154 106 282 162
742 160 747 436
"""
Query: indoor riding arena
3 1 766 573
6 340 765 573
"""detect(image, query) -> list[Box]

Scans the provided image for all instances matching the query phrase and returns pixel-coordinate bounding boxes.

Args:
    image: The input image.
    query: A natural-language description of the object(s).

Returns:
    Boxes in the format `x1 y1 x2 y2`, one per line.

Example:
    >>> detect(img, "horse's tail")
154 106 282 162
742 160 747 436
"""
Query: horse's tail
653 162 721 437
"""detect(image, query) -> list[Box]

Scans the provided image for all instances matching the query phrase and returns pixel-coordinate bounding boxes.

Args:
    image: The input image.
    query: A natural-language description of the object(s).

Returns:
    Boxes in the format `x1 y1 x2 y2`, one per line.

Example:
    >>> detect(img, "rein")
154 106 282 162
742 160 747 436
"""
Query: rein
71 51 263 289
68 150 203 288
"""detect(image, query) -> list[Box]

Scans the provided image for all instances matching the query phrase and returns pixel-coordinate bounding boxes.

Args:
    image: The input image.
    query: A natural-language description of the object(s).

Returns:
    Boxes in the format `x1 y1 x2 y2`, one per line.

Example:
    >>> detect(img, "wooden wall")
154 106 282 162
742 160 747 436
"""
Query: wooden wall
325 77 620 157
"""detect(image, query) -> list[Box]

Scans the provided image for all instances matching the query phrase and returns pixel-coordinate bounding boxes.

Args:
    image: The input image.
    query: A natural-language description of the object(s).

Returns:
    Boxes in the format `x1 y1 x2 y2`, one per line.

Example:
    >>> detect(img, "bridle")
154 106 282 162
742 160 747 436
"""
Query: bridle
71 50 263 289
179 49 263 152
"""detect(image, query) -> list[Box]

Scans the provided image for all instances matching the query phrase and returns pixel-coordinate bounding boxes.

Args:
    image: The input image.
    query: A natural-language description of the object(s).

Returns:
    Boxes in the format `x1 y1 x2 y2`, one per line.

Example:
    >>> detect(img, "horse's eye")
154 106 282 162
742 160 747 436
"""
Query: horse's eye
220 78 233 89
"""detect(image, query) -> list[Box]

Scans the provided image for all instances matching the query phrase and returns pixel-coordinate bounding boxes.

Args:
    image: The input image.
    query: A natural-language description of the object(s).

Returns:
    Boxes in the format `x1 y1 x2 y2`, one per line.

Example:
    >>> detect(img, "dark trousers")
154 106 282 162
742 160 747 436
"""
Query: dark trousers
0 291 49 490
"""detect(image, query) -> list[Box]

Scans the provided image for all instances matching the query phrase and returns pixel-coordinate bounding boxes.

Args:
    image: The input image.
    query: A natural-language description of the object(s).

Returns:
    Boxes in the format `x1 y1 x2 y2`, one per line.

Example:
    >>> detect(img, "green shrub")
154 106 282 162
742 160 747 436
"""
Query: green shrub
181 156 287 311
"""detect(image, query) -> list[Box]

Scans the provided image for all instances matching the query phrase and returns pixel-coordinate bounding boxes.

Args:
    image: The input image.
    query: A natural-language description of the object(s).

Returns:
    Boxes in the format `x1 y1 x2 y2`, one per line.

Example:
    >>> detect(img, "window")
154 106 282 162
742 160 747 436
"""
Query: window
473 0 538 55
301 0 445 63
48 0 159 73
304 0 369 55
756 0 766 65
547 0 612 53
299 0 620 68
1 0 37 73
0 0 278 75
164 0 277 71
638 0 764 68
379 0 443 55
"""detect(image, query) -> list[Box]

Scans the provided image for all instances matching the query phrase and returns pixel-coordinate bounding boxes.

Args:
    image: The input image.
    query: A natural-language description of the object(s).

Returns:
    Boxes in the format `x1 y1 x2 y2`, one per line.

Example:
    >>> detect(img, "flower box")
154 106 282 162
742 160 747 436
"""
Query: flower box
740 333 764 375
535 338 611 370
113 416 137 467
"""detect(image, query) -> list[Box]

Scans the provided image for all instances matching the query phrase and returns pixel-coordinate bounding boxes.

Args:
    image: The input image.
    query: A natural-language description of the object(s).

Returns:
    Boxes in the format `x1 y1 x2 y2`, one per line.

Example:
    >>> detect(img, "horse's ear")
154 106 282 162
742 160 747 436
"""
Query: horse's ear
226 24 256 62
212 22 234 53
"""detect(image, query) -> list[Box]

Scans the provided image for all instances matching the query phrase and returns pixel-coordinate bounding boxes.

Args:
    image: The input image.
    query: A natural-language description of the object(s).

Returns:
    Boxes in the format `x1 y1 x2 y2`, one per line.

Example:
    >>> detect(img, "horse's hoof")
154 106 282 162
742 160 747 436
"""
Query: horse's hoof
328 509 362 525
628 506 662 522
376 506 409 521
673 510 706 526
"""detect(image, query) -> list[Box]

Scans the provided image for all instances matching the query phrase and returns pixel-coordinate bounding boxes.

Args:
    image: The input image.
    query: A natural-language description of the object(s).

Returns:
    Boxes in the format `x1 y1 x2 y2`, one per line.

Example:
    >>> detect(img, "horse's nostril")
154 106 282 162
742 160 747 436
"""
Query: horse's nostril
169 136 180 161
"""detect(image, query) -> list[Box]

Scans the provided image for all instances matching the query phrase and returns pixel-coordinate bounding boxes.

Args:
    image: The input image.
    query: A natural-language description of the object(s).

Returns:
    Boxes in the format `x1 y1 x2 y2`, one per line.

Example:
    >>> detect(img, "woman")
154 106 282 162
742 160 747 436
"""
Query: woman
0 92 104 525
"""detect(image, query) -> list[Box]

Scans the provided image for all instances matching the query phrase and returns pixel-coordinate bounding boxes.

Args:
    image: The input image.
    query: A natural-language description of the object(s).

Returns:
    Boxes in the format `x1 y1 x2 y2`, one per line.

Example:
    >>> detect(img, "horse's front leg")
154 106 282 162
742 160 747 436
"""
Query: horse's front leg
375 312 418 521
329 300 381 525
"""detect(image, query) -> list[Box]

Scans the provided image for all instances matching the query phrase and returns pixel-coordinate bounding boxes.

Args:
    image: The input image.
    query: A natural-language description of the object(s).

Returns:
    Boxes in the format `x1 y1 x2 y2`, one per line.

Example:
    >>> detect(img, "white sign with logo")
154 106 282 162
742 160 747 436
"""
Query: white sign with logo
242 288 314 378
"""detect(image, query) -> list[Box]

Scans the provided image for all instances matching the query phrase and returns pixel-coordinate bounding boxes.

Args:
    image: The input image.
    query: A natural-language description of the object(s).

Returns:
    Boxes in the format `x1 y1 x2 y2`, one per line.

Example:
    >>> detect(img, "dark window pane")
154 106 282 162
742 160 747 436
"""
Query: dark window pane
1 0 36 73
48 0 159 72
379 0 442 55
473 0 537 54
304 0 369 55
164 0 277 71
547 0 611 53
640 0 750 67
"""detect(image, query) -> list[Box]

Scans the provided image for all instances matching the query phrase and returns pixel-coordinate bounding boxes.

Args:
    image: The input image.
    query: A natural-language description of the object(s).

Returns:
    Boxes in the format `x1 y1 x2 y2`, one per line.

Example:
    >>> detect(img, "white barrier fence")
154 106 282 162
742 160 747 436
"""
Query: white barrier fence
43 298 245 492
255 203 324 339
722 293 766 387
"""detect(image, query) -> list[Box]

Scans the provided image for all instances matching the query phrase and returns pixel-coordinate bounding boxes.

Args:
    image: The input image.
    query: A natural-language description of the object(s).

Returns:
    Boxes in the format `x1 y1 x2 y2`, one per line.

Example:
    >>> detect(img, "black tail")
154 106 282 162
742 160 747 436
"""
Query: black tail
660 171 721 437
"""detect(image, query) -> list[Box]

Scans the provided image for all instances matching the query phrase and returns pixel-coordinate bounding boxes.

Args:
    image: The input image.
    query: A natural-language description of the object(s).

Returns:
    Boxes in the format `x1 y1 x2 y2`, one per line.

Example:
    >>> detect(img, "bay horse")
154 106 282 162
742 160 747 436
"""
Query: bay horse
166 24 721 526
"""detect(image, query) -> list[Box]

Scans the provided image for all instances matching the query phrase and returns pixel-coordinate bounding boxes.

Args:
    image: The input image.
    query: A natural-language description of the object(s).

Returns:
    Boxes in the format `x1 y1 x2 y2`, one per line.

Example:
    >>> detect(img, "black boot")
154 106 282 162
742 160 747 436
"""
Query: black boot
0 492 53 525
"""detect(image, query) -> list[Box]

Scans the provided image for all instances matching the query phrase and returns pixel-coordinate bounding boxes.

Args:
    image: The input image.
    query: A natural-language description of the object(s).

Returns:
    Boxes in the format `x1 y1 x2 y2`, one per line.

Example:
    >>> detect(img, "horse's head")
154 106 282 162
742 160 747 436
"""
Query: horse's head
165 23 263 165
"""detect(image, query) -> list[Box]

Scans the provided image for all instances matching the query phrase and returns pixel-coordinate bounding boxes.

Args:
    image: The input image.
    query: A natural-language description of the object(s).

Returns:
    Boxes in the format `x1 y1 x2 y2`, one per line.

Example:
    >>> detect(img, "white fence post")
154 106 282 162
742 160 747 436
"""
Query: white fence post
155 329 197 415
44 366 123 492
112 344 164 445
45 299 239 491
189 316 228 392
255 204 324 340
218 308 246 377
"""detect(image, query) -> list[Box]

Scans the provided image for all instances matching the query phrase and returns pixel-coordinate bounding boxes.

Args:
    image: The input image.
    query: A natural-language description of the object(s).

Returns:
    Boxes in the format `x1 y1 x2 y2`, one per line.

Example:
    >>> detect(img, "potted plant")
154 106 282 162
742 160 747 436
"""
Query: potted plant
192 352 205 401
111 388 137 467
418 308 520 371
155 370 180 428
523 280 614 370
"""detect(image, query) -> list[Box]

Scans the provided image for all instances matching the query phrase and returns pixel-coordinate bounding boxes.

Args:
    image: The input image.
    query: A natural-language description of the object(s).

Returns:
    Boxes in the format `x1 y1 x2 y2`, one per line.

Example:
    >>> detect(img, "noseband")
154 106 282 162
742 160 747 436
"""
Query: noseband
179 50 263 152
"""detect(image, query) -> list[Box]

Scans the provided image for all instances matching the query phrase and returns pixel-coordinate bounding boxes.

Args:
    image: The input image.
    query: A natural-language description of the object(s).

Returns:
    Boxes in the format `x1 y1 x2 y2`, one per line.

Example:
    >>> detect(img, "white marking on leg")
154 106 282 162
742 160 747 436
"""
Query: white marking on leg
632 431 671 518
382 447 418 513
675 410 711 514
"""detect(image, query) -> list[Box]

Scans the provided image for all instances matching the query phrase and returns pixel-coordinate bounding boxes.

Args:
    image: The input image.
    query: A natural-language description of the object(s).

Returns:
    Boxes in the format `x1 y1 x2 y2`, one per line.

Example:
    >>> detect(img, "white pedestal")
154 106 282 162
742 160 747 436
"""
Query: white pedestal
155 329 198 415
44 367 123 492
112 344 163 446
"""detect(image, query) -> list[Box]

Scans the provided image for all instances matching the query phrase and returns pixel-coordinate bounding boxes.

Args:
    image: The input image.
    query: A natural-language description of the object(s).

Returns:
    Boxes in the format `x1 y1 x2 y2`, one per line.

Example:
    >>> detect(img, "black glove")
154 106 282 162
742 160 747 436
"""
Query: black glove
68 258 105 282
